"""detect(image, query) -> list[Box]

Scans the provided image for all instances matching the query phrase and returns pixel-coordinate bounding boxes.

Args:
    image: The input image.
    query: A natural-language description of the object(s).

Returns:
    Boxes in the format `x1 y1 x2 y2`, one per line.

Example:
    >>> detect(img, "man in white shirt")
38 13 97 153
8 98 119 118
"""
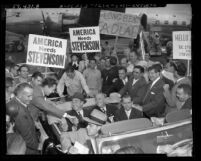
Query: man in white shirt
57 65 92 97
114 95 143 122
83 59 102 97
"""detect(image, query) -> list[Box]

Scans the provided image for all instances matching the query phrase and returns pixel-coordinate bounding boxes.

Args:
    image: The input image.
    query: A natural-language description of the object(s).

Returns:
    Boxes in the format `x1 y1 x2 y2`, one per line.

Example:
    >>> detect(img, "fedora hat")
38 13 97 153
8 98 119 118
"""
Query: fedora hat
71 92 86 103
105 93 121 104
83 109 107 126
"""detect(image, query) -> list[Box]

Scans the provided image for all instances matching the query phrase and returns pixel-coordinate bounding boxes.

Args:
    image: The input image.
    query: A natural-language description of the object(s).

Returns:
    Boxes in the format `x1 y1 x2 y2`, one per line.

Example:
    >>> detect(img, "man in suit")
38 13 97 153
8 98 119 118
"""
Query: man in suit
66 93 93 131
119 65 147 104
29 77 78 126
163 61 191 113
6 83 40 154
104 57 119 96
105 66 128 95
114 95 144 122
60 109 107 154
176 84 192 110
93 93 118 123
133 64 166 118
69 54 79 70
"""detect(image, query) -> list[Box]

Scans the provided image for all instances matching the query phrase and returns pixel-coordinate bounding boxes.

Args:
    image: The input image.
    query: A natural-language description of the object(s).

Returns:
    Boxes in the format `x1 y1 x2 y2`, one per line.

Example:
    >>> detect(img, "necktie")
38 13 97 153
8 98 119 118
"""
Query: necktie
101 108 106 114
78 112 83 120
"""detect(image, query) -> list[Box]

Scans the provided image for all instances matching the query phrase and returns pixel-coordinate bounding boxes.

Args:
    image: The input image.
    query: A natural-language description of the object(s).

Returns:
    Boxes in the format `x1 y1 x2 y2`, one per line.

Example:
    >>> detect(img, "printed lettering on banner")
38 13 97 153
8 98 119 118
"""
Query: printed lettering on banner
173 31 191 60
99 10 141 38
26 34 67 68
69 26 101 53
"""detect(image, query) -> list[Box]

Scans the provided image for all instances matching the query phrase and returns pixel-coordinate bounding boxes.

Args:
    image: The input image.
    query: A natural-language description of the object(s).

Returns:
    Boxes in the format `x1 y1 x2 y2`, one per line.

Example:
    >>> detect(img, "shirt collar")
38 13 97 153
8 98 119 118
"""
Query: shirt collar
176 77 185 83
15 97 27 107
151 76 160 88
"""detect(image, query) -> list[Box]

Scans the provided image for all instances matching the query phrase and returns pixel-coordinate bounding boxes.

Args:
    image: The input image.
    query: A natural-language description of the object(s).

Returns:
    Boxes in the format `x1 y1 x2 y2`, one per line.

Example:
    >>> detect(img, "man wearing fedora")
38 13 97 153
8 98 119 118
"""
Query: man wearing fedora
114 95 144 122
60 109 107 154
66 93 93 131
94 93 118 123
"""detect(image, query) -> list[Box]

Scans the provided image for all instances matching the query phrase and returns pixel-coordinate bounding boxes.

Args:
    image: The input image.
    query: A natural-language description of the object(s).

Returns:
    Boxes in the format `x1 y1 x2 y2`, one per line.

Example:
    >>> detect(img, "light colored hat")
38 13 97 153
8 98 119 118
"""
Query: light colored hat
105 93 121 104
83 109 107 126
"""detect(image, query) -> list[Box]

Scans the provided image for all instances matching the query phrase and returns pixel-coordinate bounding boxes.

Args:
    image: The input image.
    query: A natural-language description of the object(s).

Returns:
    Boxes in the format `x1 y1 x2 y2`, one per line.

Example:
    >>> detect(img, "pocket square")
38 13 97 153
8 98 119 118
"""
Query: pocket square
151 92 155 95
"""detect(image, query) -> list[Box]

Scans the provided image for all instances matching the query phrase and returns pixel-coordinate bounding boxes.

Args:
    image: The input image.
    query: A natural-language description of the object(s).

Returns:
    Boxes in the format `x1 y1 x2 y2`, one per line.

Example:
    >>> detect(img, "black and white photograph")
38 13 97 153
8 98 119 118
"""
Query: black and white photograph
3 4 192 156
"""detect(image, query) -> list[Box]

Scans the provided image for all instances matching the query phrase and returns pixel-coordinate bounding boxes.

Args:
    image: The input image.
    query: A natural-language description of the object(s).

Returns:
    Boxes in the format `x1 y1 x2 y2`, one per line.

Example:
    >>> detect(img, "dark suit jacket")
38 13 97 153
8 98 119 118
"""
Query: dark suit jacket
141 78 166 118
93 104 118 123
6 98 39 154
69 61 79 70
105 78 126 95
162 76 174 91
29 86 65 121
105 66 119 86
119 76 147 104
181 98 192 110
66 108 92 131
101 68 110 94
114 106 144 122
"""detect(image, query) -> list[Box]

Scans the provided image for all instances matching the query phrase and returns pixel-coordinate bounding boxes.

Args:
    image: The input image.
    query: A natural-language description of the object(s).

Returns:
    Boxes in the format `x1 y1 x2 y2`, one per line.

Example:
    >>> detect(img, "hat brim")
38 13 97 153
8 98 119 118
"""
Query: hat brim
70 96 86 104
82 117 103 126
105 98 121 104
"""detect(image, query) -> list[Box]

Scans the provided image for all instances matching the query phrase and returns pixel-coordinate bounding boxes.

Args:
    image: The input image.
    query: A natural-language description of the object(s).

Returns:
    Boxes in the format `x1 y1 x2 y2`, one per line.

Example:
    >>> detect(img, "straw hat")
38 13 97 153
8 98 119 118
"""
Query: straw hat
83 109 107 126
105 93 121 104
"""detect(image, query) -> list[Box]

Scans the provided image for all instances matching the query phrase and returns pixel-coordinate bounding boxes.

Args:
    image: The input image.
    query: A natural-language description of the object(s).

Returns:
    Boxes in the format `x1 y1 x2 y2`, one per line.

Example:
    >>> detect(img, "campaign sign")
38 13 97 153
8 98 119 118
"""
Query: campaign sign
69 26 101 53
99 10 141 38
26 34 67 68
173 31 191 60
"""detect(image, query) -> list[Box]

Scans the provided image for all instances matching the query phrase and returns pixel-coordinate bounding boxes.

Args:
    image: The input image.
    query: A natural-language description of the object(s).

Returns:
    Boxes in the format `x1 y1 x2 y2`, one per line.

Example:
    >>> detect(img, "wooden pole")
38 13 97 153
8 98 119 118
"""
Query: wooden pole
114 36 118 51
187 60 191 76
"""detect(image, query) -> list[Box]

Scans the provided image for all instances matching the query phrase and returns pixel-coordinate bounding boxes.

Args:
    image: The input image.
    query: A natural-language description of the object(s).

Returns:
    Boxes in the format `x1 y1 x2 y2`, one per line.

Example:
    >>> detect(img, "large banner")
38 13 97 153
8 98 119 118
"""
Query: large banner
69 26 101 53
99 10 141 38
26 34 67 68
173 31 191 60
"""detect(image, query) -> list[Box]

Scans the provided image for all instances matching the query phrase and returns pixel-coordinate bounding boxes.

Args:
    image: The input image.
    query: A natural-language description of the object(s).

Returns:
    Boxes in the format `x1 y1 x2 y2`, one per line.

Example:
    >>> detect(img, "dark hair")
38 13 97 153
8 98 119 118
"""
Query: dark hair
118 66 127 73
10 62 18 69
89 58 96 63
177 84 192 96
169 61 178 71
31 71 44 79
7 133 26 154
175 62 187 77
115 146 144 154
6 77 14 89
65 65 75 73
122 94 131 100
18 64 29 72
148 64 161 73
110 56 117 66
134 65 145 73
41 77 57 88
14 83 33 96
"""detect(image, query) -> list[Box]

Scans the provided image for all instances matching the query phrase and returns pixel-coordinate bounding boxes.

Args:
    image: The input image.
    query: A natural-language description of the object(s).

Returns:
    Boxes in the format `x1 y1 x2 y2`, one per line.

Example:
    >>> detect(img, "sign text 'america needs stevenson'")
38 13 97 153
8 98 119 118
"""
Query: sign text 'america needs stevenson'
69 26 101 53
26 34 67 68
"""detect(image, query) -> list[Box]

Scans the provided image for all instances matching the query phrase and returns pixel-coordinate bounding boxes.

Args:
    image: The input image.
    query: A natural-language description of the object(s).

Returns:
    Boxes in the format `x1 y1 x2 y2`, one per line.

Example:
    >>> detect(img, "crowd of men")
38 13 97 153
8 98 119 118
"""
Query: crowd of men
5 45 192 155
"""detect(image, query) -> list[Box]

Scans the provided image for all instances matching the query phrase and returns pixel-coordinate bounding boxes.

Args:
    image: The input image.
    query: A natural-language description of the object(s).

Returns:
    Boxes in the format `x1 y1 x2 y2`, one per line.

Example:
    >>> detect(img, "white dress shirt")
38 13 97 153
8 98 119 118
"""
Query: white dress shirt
150 76 160 89
122 77 128 85
77 110 84 117
132 78 139 86
125 109 132 119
